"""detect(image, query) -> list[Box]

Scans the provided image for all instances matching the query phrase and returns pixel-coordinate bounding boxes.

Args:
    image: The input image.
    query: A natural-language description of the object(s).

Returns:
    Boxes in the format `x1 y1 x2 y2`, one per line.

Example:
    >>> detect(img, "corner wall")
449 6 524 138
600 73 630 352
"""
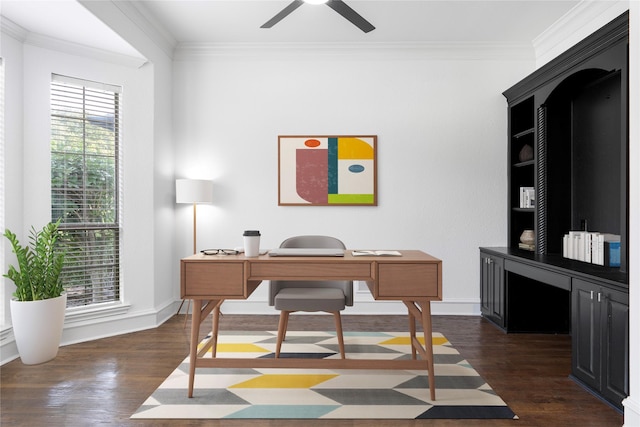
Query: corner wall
623 1 639 425
0 20 25 355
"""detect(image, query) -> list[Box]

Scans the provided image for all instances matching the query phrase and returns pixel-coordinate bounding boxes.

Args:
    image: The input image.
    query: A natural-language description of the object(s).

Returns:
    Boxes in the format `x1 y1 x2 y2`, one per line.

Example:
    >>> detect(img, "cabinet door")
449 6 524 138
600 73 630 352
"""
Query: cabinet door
489 256 505 325
480 254 492 317
571 279 601 390
601 288 629 406
480 253 505 327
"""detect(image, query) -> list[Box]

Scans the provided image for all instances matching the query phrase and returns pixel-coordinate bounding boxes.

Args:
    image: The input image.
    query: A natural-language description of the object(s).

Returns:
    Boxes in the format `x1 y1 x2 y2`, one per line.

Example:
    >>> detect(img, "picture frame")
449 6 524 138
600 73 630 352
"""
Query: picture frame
278 135 377 206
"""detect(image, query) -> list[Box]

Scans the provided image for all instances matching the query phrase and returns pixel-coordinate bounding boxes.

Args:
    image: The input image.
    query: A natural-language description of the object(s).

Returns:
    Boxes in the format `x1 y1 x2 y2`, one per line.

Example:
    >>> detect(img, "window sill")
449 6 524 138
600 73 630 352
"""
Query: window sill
64 302 131 324
0 325 13 343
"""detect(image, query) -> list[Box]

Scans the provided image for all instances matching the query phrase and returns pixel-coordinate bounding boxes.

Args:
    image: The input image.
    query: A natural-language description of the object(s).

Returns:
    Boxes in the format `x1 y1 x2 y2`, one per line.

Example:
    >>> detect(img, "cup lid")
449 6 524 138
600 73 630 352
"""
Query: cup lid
243 230 260 236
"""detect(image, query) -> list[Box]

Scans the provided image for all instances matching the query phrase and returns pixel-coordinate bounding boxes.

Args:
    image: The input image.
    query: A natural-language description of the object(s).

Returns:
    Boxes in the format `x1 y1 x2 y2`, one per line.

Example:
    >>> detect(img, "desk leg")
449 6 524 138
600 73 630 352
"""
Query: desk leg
408 309 417 360
188 299 203 398
420 300 436 401
211 300 224 358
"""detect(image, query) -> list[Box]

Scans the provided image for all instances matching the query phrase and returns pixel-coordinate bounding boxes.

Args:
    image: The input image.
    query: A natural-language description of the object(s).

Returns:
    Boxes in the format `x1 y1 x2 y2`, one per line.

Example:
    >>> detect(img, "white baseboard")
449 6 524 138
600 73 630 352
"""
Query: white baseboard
0 338 19 365
623 395 640 427
60 300 176 346
0 300 177 366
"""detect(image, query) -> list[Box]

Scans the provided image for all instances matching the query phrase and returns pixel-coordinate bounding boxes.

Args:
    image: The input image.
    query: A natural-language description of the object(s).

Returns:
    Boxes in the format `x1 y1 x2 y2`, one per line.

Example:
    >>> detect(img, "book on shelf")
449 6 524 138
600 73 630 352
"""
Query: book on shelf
592 233 603 265
352 250 402 256
519 187 535 208
562 231 620 267
603 234 621 267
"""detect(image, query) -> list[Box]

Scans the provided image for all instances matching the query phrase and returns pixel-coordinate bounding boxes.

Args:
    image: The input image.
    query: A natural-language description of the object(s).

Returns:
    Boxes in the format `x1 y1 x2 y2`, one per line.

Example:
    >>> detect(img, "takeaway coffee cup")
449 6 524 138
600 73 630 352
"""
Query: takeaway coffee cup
243 230 261 257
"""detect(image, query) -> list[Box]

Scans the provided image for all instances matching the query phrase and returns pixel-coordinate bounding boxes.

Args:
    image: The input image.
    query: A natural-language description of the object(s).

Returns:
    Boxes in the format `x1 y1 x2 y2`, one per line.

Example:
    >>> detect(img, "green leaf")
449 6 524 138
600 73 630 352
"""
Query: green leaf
3 220 65 301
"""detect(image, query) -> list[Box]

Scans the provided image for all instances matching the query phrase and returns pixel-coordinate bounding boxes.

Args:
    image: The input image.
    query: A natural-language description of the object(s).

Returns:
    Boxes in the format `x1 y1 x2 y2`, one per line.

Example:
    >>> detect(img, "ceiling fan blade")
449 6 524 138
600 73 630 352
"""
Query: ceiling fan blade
261 0 304 28
326 0 375 33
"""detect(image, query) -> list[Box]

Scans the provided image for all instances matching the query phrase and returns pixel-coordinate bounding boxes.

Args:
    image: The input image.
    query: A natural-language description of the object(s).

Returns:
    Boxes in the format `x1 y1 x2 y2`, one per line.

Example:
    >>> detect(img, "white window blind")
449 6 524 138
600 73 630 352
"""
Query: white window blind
50 74 122 308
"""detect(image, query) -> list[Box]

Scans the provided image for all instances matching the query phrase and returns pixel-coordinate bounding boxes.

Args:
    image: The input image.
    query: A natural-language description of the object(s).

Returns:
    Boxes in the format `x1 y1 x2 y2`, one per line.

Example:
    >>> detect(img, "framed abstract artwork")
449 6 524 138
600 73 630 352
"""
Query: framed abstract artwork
278 135 377 206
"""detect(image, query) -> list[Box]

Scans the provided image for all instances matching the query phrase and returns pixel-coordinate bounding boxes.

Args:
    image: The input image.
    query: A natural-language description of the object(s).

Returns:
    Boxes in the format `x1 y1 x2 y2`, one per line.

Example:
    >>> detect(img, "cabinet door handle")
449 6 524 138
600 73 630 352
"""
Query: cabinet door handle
597 292 602 303
590 290 594 300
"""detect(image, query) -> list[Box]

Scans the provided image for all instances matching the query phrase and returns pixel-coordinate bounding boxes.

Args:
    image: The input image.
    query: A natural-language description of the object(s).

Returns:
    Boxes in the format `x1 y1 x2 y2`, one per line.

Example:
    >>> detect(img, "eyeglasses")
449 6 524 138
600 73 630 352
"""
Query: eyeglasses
200 249 240 256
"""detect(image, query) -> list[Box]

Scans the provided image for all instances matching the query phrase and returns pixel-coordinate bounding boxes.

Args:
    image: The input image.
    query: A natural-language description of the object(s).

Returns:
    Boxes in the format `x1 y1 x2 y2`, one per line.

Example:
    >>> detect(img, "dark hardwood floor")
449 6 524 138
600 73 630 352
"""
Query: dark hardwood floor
0 314 623 426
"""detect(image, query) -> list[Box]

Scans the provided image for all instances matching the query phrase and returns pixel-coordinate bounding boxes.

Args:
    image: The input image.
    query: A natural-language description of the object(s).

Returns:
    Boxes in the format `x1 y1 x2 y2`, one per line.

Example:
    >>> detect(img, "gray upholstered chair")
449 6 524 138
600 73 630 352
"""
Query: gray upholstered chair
269 235 353 359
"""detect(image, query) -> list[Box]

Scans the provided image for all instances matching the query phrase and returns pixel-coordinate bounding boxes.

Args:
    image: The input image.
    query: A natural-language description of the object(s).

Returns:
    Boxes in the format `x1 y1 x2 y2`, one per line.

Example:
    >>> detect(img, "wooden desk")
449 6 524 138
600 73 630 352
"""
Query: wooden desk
180 250 442 399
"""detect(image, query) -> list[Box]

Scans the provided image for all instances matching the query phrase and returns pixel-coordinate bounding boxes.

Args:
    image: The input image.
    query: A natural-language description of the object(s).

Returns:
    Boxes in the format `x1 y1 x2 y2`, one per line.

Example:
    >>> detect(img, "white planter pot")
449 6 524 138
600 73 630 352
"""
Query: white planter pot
10 293 67 365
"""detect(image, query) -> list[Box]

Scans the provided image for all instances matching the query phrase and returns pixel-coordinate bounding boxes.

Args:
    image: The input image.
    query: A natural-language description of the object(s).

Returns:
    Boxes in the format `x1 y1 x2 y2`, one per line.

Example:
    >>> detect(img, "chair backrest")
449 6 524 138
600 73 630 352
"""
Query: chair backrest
268 235 354 307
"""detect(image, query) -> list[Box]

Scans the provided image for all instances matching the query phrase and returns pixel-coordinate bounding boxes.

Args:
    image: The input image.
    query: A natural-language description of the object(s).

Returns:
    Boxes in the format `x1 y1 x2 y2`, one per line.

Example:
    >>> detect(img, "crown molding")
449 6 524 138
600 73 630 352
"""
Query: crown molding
110 0 177 59
174 41 534 62
24 31 146 68
1 10 146 68
1 16 28 42
533 0 629 67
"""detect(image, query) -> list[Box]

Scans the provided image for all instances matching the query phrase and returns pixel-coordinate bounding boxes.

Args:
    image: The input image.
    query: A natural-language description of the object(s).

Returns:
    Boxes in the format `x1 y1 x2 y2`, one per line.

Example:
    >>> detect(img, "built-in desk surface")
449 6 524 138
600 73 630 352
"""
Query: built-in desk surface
481 247 628 290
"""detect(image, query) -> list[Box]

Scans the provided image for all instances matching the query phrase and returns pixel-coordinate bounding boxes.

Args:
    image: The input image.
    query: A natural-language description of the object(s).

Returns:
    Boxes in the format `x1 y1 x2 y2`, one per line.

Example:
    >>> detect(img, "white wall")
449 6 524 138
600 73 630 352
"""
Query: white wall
1 23 25 335
172 47 532 315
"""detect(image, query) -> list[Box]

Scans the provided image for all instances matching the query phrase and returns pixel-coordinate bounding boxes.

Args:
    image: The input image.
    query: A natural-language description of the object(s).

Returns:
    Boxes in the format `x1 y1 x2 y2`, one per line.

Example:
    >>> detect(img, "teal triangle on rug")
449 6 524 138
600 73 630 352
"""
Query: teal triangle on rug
132 331 518 420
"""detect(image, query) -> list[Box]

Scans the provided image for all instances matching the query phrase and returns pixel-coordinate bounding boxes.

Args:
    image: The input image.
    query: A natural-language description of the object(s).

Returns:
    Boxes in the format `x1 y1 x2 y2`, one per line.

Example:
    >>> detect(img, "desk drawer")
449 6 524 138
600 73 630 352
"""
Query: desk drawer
377 263 440 299
249 262 372 280
182 262 245 297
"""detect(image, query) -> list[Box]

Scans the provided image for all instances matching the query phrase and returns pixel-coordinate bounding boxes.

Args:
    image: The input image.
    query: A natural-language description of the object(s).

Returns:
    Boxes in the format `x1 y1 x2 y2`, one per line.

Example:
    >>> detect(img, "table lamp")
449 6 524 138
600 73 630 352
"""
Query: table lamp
176 178 214 254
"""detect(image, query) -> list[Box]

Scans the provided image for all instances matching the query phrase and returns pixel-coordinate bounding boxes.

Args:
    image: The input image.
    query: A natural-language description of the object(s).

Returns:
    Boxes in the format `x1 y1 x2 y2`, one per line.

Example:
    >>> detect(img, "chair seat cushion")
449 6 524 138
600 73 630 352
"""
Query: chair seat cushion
274 288 346 312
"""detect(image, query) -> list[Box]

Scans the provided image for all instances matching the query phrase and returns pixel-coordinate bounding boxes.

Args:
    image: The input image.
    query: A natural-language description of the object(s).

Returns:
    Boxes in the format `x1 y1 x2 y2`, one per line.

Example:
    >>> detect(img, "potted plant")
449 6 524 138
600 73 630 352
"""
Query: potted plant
3 220 66 364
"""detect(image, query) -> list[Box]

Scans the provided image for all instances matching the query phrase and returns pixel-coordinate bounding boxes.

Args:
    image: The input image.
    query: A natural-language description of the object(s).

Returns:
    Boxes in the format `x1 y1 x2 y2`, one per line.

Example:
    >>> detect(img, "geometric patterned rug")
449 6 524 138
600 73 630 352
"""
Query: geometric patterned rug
132 331 517 420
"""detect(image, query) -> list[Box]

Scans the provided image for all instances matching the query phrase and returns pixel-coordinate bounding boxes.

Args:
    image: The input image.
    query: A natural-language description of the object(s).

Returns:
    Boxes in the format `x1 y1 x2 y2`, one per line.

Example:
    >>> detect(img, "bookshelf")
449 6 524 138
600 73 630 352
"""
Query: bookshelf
480 11 629 410
508 96 536 250
503 11 629 277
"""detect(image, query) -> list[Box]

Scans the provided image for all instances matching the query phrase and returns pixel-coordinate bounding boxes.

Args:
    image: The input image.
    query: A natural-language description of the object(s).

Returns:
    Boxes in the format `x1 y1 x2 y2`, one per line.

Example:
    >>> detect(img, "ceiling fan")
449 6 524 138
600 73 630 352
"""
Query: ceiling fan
261 0 375 33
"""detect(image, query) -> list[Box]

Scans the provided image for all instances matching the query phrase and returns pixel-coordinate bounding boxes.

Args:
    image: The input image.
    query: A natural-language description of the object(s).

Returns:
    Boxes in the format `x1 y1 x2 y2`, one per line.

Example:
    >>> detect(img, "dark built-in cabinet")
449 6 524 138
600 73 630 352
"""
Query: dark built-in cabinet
480 12 629 410
479 251 504 327
573 278 629 407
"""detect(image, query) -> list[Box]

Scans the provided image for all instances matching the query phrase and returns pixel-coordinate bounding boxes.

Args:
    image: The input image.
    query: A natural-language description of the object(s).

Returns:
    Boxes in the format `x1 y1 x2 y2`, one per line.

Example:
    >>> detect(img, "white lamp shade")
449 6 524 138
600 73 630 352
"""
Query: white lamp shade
176 179 213 204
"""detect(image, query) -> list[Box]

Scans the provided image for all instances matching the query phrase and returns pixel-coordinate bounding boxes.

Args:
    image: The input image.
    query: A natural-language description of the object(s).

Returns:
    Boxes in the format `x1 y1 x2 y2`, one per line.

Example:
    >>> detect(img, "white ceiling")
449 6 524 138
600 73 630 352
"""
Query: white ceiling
1 0 581 57
135 0 580 44
0 0 143 57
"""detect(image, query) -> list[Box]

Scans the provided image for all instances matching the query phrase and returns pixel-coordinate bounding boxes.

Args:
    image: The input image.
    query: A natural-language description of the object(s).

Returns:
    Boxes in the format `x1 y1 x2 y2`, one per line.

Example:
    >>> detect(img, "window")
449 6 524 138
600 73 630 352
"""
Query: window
50 74 122 308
